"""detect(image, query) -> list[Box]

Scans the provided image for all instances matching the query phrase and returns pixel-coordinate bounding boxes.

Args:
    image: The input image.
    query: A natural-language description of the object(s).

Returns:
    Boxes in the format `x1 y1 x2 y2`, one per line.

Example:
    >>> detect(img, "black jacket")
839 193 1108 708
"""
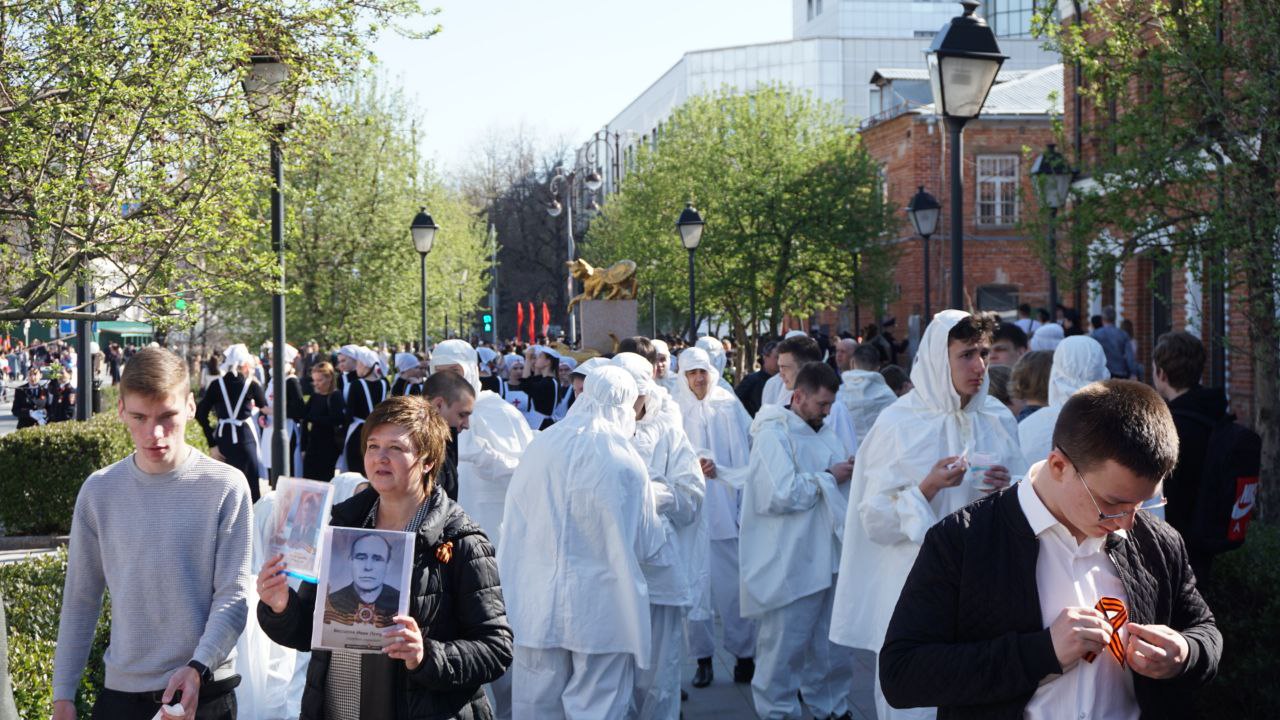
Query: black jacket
258 486 513 720
734 369 772 418
1165 386 1228 548
880 487 1221 719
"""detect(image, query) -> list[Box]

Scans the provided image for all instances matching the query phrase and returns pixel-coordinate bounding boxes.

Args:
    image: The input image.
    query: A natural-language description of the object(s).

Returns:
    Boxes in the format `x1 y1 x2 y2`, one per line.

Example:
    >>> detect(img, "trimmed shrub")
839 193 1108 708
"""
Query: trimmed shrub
0 412 209 535
0 548 110 718
1198 521 1280 717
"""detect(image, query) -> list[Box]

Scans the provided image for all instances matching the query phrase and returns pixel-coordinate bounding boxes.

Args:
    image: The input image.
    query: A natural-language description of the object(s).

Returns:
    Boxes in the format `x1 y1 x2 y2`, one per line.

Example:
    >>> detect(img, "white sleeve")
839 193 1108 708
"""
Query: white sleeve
659 428 705 528
858 482 936 545
751 428 826 515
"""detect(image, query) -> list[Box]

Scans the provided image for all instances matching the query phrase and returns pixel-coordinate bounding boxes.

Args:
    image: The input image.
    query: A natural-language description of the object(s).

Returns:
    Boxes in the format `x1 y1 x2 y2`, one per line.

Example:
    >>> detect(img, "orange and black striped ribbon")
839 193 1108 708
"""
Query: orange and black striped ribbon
1083 596 1127 666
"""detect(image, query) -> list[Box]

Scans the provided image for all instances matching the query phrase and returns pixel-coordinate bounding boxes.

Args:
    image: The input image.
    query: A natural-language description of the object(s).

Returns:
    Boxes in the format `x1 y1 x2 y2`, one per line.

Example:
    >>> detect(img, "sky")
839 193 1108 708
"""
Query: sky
371 0 792 176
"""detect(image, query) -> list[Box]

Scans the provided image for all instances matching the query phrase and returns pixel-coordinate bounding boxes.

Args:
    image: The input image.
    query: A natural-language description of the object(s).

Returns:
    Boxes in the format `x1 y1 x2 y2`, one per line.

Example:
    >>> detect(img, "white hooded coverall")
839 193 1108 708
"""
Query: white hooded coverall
830 310 1028 720
1017 335 1110 468
740 402 854 720
498 366 666 719
836 368 899 449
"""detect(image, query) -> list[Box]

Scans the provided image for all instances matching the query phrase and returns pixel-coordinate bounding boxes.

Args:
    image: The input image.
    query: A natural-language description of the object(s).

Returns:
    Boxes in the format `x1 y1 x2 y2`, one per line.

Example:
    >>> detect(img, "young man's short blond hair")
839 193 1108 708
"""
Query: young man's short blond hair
119 347 190 400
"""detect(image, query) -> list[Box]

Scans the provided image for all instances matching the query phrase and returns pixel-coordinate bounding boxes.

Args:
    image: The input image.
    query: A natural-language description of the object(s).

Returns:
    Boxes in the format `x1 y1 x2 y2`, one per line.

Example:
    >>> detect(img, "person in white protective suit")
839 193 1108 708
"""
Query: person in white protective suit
836 343 899 448
651 339 681 394
1028 321 1064 352
694 336 737 394
499 366 667 719
759 330 808 408
829 310 1028 720
740 361 856 720
1017 335 1110 468
612 352 706 720
769 334 860 457
672 348 758 690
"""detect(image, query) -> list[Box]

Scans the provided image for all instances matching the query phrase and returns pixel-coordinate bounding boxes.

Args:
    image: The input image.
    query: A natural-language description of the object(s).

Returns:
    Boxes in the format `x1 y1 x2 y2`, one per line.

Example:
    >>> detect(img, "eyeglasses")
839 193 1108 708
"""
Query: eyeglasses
1056 447 1168 521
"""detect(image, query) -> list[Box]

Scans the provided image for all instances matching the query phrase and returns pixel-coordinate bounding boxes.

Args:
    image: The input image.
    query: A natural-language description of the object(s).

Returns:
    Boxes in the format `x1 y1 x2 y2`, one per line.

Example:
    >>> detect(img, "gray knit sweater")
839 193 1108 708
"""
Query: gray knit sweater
52 448 252 700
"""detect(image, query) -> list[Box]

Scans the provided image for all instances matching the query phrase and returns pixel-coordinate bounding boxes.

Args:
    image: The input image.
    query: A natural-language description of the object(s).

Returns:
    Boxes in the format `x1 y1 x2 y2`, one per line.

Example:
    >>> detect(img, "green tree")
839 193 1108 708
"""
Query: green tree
585 85 896 370
209 77 489 347
0 0 436 327
1036 0 1280 519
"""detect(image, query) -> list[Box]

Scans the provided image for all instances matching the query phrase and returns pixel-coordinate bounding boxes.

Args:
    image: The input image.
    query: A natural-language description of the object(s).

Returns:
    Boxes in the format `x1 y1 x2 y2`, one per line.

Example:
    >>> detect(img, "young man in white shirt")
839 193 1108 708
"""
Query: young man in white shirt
878 379 1221 719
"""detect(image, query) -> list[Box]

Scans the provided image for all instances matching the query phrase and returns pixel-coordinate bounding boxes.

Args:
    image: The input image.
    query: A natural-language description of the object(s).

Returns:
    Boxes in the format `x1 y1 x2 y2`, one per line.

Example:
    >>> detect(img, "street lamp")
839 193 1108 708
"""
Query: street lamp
676 202 705 344
457 269 469 339
411 207 438 352
926 0 1006 310
1031 143 1072 314
906 186 942 322
242 53 296 486
548 167 578 345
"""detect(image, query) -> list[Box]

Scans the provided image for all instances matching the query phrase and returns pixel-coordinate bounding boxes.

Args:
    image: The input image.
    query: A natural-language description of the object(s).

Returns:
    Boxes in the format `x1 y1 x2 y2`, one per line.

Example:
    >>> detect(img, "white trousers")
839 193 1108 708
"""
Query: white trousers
486 670 513 720
752 584 855 720
512 646 635 720
874 656 936 720
632 604 686 720
688 538 757 659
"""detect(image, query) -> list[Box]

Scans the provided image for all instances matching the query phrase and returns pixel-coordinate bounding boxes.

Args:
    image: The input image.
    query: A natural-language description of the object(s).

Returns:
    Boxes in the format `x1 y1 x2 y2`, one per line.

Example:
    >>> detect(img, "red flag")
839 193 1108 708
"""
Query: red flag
527 302 536 345
516 302 524 344
541 302 550 338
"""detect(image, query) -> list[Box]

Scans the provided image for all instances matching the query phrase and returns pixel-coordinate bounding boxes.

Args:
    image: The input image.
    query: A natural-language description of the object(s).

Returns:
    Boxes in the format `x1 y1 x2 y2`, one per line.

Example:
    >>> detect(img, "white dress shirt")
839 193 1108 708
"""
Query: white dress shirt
1018 472 1139 720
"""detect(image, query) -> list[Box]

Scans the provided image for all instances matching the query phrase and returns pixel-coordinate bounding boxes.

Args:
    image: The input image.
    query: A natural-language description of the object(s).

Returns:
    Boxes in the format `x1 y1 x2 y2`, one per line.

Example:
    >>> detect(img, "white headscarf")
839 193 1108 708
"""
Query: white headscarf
281 343 299 367
503 353 523 373
429 339 481 394
395 352 420 373
354 346 381 376
1028 322 1064 352
565 364 640 438
476 347 499 367
337 344 361 361
559 356 579 372
220 343 253 375
574 356 610 378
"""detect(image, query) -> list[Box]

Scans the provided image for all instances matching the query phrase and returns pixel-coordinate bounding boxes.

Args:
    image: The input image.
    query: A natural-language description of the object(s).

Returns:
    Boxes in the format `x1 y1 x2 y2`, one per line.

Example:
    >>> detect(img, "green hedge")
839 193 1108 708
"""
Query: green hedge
0 548 110 719
0 412 209 535
1198 521 1280 717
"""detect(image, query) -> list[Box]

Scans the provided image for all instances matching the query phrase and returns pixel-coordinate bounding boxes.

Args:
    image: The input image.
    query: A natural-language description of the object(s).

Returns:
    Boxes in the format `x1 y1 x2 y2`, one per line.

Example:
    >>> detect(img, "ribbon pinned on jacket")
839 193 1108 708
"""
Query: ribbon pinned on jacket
1083 596 1127 666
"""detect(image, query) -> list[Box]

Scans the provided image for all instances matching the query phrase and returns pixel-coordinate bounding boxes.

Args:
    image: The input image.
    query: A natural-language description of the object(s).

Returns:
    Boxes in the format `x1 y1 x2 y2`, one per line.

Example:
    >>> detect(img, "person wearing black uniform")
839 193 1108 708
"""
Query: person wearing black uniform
390 352 426 396
521 345 568 430
12 366 49 429
477 347 506 398
196 343 268 500
47 366 77 422
335 344 361 396
261 343 307 477
340 347 388 477
302 361 347 481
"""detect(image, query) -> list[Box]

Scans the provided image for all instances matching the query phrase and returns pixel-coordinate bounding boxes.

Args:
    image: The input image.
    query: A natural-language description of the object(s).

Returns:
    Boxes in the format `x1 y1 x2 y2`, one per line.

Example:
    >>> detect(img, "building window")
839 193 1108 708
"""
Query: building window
976 155 1020 226
816 0 823 14
977 284 1020 314
807 0 813 20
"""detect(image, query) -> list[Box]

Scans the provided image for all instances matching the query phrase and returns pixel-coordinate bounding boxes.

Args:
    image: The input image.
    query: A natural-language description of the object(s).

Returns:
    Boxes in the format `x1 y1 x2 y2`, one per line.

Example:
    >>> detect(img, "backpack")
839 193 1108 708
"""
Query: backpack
1171 408 1261 554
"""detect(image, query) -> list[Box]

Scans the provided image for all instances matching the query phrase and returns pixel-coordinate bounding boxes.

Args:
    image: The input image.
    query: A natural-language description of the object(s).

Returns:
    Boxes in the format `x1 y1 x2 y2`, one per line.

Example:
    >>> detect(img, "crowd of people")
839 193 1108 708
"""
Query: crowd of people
41 304 1231 720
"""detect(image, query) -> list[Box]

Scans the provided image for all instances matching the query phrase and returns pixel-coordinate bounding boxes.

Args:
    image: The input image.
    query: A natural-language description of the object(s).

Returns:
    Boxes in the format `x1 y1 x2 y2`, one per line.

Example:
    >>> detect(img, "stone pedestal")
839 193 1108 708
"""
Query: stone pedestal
579 299 637 354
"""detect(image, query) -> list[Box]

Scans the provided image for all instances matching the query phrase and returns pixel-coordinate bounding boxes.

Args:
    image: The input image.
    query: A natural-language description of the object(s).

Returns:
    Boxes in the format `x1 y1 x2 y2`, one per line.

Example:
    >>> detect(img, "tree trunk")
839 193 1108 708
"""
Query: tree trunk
1245 263 1279 523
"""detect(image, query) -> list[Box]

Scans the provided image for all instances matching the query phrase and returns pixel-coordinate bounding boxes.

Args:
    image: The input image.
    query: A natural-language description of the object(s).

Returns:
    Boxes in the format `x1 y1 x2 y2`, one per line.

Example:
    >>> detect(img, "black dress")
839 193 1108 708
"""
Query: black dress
391 377 424 397
342 375 388 476
11 383 48 429
47 380 76 422
195 372 269 501
522 375 566 430
302 390 347 481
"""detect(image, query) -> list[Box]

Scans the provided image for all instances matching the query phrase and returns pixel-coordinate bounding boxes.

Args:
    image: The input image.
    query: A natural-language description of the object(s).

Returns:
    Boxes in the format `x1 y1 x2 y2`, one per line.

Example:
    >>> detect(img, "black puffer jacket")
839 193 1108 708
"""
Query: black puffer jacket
880 487 1221 719
259 486 513 720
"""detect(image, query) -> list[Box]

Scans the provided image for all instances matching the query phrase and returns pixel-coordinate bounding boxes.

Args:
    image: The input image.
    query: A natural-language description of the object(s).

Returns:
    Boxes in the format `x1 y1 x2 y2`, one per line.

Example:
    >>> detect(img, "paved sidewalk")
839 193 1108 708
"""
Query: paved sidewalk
682 640 877 719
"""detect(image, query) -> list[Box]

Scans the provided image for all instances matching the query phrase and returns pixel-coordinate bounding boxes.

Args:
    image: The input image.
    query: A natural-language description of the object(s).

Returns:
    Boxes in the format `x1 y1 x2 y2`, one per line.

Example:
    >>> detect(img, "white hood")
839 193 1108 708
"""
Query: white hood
429 340 480 394
836 368 898 444
1029 322 1064 352
1018 335 1111 467
831 309 1026 652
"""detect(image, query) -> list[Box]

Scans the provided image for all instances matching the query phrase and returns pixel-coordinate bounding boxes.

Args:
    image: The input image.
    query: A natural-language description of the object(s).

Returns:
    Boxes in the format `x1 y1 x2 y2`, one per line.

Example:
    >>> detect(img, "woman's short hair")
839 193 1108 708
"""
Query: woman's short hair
120 347 190 400
311 361 338 393
1010 350 1053 406
986 364 1013 407
361 396 449 490
1053 379 1178 483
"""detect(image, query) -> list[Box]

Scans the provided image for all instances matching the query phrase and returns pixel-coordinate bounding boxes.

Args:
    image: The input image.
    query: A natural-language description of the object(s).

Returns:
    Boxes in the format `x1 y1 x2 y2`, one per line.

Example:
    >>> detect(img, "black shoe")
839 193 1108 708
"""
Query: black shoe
827 713 853 720
681 690 688 701
733 657 755 684
691 657 714 688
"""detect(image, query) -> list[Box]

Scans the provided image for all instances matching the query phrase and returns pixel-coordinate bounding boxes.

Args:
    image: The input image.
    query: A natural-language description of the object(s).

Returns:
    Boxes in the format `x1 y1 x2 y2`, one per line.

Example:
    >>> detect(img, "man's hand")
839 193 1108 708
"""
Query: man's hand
1048 606 1114 671
257 553 291 614
51 699 77 720
699 457 717 479
384 614 426 670
920 456 966 500
160 665 201 718
1125 623 1190 679
980 464 1012 493
827 460 854 485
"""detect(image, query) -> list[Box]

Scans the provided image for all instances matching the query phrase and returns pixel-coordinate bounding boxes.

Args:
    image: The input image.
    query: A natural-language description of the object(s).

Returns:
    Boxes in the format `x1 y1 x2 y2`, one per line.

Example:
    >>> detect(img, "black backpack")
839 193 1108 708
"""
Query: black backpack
1171 408 1261 554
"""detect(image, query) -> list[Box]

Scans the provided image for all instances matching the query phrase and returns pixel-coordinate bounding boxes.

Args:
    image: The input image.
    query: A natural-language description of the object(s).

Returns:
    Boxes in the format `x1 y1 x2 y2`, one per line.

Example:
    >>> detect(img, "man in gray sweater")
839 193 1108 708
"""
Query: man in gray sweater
52 347 252 720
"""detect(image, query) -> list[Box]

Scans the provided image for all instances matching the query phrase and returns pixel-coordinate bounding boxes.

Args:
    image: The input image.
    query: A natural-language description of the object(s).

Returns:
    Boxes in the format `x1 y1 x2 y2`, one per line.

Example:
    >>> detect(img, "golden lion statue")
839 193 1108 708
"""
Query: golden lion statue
566 258 637 311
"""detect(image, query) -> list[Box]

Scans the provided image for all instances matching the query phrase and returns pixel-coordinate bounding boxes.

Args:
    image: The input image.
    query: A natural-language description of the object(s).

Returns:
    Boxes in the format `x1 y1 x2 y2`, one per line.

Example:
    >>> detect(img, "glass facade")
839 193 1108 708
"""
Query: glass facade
986 0 1037 38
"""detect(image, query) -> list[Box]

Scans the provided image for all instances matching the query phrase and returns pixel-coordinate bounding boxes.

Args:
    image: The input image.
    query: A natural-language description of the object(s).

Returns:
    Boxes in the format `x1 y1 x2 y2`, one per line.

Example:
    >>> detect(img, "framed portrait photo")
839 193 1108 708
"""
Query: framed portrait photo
310 526 414 653
266 476 336 582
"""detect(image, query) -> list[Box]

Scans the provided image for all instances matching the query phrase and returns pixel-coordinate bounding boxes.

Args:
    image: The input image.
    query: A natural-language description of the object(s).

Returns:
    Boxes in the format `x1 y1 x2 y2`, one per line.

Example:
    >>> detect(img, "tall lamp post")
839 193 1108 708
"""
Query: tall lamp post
548 167 580 345
1031 143 1072 315
457 269 469 339
906 186 942 322
676 202 705 344
242 54 296 486
411 207 438 352
926 0 1006 310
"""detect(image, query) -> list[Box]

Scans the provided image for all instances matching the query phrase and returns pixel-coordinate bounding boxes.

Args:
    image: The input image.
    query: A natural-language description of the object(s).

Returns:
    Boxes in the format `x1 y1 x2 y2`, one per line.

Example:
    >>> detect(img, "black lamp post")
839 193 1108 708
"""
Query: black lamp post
411 207 438 352
547 167 578 346
242 54 296 486
676 202 705 344
906 186 942 322
457 269 469 339
926 0 1006 310
1031 143 1072 314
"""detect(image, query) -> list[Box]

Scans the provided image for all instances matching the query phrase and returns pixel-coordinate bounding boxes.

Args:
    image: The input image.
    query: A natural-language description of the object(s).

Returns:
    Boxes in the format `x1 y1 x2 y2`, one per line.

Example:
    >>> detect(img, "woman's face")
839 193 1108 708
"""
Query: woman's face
557 364 573 385
534 353 551 374
337 354 354 373
363 423 428 501
509 361 524 379
311 369 331 394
